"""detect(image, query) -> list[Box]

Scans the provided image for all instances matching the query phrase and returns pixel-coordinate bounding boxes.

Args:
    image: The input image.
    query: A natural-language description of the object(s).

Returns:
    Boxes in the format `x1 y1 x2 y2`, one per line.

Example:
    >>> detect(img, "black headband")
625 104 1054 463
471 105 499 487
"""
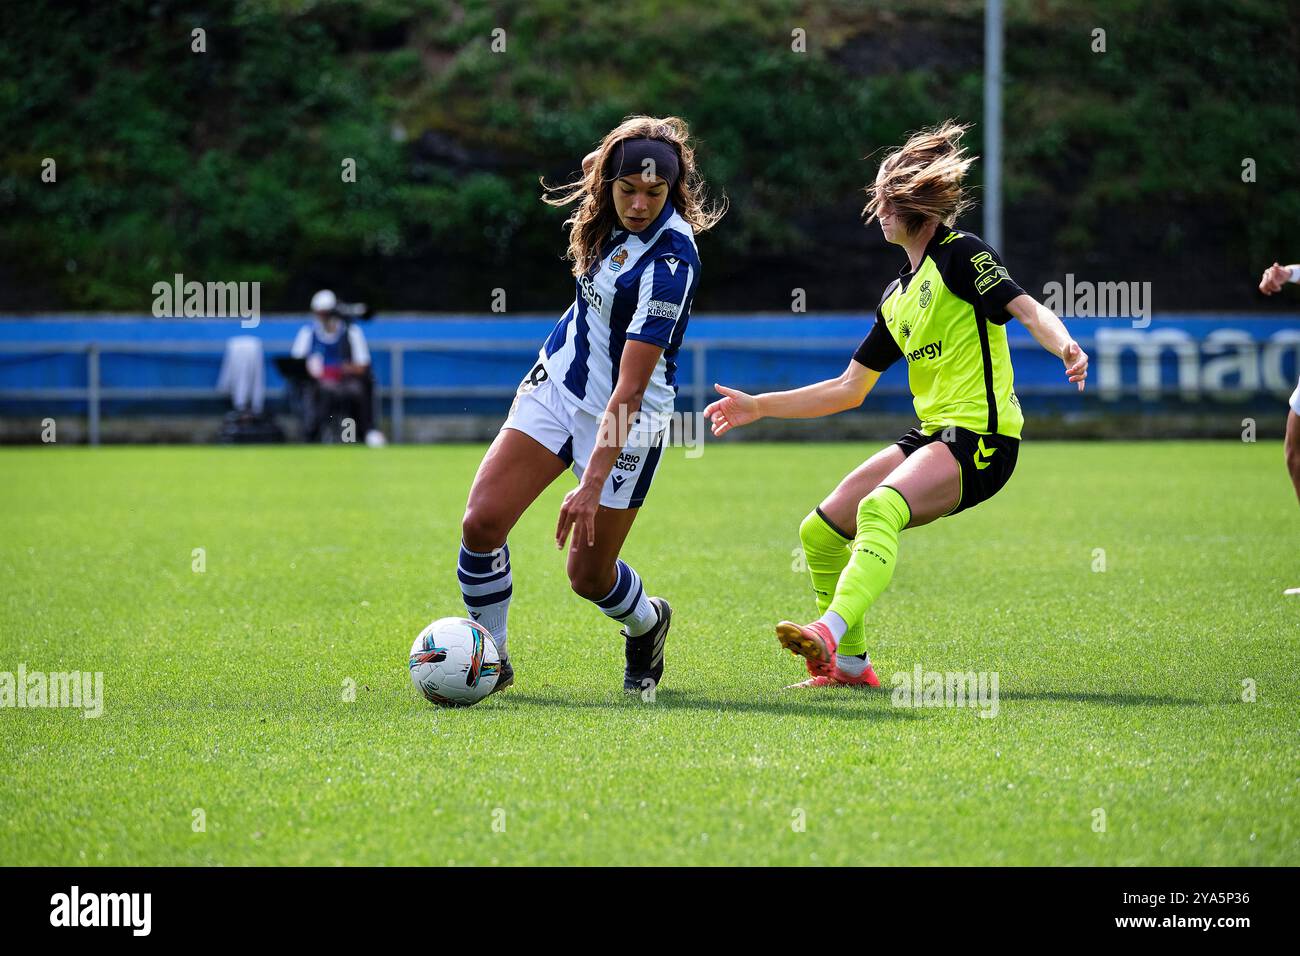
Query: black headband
610 138 680 189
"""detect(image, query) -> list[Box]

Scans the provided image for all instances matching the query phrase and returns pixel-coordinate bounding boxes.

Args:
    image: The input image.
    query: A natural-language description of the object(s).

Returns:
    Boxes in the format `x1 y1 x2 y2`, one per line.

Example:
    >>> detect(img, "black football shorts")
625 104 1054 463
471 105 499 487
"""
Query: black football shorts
893 426 1019 516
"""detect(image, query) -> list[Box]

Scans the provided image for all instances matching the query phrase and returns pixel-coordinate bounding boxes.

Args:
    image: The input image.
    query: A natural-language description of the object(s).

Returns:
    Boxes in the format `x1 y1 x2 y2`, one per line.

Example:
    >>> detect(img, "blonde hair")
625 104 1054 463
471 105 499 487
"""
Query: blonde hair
864 120 976 236
542 115 727 276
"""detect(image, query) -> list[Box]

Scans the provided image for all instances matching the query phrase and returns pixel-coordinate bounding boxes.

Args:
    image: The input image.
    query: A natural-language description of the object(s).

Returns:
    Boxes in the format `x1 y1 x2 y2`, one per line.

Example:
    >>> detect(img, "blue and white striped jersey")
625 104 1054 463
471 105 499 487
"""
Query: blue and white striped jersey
540 200 701 421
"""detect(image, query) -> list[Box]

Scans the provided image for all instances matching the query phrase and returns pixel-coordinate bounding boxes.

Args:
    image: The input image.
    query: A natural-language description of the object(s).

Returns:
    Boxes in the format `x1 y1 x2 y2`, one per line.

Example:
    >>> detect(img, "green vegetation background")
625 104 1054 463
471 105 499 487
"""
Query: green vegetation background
2 0 1297 312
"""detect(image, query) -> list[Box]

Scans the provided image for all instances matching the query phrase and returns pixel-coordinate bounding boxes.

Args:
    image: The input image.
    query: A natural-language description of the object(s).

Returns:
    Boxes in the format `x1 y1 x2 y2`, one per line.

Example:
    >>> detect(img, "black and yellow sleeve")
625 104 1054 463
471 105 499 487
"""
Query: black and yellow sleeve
852 278 904 371
942 234 1026 325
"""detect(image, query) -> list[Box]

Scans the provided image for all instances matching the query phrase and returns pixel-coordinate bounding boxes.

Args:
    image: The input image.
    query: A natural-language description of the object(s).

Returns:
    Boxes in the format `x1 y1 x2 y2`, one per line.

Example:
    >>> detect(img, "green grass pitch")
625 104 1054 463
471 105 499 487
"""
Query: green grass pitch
0 440 1295 866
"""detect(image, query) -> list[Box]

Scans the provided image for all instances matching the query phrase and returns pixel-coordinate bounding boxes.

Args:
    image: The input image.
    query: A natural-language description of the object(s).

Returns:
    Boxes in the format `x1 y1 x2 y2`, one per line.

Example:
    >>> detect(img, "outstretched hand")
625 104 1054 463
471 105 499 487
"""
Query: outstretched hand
703 383 761 436
1062 341 1088 391
1260 262 1291 295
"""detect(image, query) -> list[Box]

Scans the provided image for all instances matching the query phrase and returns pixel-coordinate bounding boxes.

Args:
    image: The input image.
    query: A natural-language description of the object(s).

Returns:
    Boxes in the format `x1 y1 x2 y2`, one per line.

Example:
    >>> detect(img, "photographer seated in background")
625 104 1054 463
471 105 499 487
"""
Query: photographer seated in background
291 289 386 446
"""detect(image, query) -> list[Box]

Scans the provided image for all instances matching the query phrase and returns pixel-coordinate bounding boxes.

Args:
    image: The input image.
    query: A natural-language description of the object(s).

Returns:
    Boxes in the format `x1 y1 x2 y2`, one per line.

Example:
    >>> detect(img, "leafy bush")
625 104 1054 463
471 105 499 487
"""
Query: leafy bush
0 0 1295 311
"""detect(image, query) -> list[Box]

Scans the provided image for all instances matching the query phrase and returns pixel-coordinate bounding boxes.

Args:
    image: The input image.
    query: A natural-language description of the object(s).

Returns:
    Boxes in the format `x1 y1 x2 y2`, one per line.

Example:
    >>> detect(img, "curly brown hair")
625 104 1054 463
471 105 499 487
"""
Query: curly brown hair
863 120 977 236
543 115 727 276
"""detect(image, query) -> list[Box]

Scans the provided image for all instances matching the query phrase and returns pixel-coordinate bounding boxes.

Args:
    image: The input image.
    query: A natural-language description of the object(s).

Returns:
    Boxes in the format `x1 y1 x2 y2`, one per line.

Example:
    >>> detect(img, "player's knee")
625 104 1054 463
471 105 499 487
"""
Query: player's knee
857 486 909 531
798 510 821 547
800 508 844 553
1286 442 1300 480
460 505 508 553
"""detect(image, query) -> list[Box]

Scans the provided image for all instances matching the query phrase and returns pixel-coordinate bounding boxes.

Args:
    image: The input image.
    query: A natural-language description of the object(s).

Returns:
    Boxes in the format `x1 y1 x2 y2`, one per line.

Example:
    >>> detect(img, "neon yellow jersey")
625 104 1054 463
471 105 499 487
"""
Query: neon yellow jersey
853 224 1025 439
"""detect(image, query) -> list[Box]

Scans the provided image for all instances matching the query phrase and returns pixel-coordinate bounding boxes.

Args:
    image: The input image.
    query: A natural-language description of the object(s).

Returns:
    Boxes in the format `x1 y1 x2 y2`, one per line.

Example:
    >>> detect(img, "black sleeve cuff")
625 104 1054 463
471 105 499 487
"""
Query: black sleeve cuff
986 281 1027 325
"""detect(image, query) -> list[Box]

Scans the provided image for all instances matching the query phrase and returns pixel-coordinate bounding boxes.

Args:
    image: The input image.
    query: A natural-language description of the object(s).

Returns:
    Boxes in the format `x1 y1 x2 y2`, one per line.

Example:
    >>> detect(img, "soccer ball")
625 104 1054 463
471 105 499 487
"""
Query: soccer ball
408 617 501 707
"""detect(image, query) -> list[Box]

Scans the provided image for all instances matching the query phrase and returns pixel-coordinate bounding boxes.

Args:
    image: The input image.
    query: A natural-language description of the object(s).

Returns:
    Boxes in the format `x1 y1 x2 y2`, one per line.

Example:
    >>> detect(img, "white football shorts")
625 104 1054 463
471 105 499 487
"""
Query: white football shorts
1290 374 1300 416
502 359 667 510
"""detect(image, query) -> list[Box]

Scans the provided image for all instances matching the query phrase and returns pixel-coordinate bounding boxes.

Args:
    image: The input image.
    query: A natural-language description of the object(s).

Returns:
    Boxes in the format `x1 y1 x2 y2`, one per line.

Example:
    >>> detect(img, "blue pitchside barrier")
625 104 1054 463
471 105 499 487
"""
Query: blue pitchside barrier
1 314 1297 443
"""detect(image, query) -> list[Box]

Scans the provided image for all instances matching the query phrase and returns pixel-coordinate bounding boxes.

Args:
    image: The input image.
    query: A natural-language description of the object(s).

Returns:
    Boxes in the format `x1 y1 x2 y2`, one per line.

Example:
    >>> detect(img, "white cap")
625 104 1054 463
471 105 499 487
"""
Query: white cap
311 289 337 313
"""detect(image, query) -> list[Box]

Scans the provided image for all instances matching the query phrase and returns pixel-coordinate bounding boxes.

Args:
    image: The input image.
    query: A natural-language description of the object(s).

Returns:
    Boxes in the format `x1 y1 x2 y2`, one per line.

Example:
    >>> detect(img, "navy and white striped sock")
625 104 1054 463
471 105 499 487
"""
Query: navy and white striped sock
457 541 512 657
594 559 658 636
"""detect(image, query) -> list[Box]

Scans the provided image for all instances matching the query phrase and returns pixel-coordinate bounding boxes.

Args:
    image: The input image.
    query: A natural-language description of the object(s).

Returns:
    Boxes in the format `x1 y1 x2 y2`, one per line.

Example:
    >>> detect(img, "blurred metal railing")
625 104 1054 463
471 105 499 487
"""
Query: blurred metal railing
0 337 1094 445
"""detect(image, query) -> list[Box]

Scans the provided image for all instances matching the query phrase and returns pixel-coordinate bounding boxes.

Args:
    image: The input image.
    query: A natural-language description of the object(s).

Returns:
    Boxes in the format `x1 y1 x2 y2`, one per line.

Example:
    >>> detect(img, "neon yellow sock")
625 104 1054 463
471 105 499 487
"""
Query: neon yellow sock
798 509 866 655
826 486 910 636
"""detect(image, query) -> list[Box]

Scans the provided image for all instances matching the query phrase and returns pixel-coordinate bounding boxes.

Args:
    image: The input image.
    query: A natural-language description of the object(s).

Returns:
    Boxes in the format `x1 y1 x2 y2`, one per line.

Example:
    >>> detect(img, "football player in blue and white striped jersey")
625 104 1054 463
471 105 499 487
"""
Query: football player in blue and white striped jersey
457 115 726 695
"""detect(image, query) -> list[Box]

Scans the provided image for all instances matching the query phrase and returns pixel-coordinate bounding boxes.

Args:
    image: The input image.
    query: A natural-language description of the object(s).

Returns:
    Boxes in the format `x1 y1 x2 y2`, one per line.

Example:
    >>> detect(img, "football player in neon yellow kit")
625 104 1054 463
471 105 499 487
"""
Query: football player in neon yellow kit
705 121 1089 687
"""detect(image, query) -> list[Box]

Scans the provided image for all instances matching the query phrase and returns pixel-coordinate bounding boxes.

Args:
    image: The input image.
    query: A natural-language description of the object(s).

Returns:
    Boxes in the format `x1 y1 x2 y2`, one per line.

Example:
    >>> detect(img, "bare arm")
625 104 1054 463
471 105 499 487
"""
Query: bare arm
1005 293 1088 391
704 360 881 437
586 340 659 485
556 340 662 548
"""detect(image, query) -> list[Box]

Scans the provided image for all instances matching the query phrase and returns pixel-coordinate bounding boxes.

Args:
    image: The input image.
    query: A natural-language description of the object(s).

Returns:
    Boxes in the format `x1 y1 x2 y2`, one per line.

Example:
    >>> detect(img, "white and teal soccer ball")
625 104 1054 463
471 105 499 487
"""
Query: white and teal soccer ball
408 617 500 707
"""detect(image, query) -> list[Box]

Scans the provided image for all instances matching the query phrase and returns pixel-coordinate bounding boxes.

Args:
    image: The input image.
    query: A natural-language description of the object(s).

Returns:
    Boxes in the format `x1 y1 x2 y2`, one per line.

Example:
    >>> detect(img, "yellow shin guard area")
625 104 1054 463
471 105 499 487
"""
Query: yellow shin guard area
826 486 910 637
798 508 866 653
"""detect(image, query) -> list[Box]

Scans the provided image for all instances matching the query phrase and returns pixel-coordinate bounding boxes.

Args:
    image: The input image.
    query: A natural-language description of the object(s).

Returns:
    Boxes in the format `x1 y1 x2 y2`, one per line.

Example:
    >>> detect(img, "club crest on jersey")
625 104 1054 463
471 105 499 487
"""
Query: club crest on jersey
919 279 932 309
609 246 629 272
900 318 913 339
